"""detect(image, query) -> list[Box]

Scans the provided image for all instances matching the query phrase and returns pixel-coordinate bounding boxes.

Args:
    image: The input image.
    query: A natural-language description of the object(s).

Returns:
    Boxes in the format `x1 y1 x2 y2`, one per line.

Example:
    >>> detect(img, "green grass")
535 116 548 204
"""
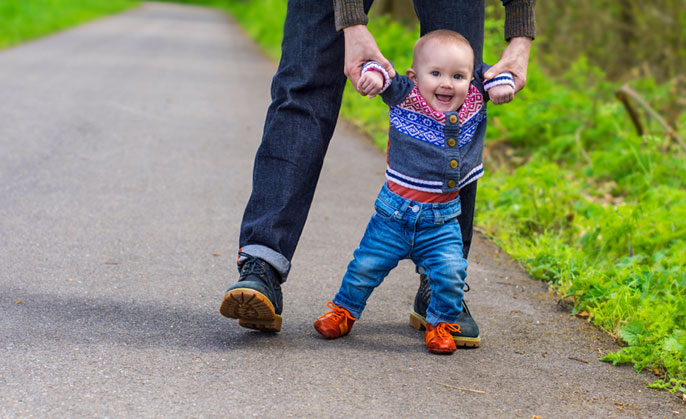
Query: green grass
0 0 139 50
212 0 686 395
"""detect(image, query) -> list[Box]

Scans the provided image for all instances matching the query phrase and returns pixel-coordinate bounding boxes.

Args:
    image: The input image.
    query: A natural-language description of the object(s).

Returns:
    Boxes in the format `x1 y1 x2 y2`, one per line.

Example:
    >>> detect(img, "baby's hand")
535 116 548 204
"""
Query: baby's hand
357 70 384 98
488 84 515 105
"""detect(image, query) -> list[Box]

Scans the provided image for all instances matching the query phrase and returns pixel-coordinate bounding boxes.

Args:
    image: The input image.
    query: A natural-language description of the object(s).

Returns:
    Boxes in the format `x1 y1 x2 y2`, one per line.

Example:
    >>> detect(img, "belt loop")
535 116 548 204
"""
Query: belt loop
433 208 443 225
395 198 411 220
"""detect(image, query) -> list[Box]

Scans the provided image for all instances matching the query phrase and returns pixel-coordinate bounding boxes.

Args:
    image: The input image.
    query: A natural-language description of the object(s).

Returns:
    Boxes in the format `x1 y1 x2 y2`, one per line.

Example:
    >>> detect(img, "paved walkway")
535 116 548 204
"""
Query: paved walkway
0 3 682 417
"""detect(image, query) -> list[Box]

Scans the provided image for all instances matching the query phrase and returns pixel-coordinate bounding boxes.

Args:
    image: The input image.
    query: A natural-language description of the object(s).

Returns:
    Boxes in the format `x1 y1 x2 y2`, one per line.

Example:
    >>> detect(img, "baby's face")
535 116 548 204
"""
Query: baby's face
408 40 474 112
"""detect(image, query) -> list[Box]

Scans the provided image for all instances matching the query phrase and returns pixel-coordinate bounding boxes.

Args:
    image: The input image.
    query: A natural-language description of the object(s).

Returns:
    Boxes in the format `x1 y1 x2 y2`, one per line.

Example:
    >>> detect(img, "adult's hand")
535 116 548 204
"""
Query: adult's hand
484 37 532 94
343 25 396 94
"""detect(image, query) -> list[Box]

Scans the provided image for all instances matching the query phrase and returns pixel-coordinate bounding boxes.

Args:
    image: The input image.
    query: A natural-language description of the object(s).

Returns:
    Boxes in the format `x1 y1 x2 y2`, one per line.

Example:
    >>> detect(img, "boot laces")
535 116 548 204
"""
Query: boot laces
436 322 461 338
238 252 267 279
322 301 358 322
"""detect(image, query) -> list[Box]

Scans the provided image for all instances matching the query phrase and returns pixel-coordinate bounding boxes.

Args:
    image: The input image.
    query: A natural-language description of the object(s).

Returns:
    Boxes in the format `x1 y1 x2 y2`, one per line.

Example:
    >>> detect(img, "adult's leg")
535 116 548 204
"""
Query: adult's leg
239 0 373 280
413 0 485 66
410 0 485 346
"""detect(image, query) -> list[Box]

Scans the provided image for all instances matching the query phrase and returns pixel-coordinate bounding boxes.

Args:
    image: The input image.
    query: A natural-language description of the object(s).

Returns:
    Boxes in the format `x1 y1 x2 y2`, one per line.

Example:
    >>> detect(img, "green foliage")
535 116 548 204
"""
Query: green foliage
0 0 138 49
524 0 686 84
215 0 285 60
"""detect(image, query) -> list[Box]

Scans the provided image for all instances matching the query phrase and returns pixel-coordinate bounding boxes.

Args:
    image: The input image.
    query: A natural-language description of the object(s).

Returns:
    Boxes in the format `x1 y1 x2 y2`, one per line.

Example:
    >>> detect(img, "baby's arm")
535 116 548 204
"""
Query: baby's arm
358 71 384 98
358 62 392 98
483 71 515 105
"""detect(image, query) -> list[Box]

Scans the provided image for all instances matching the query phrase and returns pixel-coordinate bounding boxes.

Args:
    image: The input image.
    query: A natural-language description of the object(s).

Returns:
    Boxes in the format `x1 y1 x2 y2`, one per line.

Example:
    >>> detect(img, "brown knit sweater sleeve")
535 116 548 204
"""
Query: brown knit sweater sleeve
333 0 535 39
333 0 367 32
504 0 536 40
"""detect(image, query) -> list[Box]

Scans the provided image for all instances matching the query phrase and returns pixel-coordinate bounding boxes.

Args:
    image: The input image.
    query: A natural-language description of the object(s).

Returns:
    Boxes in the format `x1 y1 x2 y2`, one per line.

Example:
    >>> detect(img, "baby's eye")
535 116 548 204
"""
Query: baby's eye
431 71 440 77
453 74 464 80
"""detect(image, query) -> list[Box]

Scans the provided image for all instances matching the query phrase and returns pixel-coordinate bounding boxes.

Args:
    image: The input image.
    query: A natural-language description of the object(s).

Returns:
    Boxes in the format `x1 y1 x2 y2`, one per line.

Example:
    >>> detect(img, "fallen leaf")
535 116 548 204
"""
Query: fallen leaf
15 301 22 304
66 278 73 282
212 253 221 257
575 311 590 318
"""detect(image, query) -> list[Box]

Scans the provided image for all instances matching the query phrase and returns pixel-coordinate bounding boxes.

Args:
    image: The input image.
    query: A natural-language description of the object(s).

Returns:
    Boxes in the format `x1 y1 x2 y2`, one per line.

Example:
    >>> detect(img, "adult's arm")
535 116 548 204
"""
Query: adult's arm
334 1 395 91
486 0 536 93
333 0 396 92
333 0 368 32
502 0 536 41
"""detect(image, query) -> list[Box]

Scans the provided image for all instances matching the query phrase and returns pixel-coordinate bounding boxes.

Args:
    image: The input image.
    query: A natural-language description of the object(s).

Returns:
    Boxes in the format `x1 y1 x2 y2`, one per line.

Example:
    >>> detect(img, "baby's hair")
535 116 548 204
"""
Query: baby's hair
413 29 474 69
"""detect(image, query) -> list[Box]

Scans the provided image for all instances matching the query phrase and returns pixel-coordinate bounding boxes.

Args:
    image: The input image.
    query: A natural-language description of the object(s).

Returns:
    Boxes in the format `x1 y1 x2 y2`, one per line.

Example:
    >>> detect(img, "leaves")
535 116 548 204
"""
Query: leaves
619 321 645 346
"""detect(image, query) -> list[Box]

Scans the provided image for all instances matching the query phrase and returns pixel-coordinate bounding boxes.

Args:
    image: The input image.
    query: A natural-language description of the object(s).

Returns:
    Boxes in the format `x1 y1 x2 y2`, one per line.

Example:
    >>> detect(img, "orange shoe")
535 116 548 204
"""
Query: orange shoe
314 302 358 339
425 323 460 354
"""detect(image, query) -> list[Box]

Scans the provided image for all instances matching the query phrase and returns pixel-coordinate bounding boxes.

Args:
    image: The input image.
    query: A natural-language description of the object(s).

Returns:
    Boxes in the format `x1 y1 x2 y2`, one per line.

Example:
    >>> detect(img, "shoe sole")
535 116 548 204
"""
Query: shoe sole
220 288 282 332
410 311 480 348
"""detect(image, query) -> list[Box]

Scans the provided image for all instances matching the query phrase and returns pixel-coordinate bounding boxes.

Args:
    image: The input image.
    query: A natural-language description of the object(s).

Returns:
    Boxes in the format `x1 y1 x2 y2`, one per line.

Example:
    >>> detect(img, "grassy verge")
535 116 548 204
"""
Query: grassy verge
0 0 139 50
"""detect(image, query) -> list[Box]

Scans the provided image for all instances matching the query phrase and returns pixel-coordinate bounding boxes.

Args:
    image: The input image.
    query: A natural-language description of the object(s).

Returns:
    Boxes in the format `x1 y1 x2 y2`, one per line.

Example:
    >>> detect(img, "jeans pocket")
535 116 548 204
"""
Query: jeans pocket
374 200 395 221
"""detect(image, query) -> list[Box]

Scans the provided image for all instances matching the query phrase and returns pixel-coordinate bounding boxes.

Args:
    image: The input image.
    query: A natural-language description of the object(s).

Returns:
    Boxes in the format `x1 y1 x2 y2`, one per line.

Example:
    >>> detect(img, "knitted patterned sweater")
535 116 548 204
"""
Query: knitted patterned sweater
362 62 515 200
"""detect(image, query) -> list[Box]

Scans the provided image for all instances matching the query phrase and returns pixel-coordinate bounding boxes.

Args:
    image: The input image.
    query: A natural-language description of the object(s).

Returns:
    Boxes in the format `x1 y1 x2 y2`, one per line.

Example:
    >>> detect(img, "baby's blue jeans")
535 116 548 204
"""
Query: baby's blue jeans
333 183 467 326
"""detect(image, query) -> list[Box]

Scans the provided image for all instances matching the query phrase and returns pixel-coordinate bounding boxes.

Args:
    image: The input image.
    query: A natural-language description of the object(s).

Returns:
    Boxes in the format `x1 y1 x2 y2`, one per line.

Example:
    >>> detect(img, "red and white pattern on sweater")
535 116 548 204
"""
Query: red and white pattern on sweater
458 85 484 125
398 85 446 125
397 84 485 127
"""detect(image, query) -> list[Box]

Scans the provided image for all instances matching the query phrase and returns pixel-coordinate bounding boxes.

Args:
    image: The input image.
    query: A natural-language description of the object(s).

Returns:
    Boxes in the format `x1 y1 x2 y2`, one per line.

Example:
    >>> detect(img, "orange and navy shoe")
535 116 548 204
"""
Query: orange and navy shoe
314 302 358 339
425 322 460 354
411 274 480 347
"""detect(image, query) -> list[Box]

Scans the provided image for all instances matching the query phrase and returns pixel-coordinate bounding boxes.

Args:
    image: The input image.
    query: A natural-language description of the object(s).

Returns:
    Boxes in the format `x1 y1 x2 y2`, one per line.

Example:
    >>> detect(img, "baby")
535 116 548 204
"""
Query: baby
314 30 515 354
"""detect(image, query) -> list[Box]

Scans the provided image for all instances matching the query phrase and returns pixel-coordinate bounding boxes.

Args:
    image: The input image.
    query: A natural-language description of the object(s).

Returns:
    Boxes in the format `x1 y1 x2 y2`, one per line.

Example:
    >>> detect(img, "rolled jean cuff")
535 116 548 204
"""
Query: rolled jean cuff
426 307 461 326
332 293 365 319
239 244 290 283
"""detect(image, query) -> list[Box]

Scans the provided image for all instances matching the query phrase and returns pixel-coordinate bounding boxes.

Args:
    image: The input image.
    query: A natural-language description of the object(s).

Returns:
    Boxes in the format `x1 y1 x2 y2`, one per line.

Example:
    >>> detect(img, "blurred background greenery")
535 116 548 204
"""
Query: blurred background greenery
2 0 685 397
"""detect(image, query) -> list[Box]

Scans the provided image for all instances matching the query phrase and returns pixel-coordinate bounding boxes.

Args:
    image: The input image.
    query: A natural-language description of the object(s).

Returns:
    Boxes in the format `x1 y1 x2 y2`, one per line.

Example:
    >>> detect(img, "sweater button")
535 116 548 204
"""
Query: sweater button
449 114 458 124
447 179 457 188
447 138 456 147
450 159 459 169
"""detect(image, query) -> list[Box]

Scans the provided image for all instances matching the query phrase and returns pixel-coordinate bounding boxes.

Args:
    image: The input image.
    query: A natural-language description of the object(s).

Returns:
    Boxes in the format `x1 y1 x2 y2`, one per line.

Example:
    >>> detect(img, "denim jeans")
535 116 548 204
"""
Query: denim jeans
238 0 485 281
333 183 467 325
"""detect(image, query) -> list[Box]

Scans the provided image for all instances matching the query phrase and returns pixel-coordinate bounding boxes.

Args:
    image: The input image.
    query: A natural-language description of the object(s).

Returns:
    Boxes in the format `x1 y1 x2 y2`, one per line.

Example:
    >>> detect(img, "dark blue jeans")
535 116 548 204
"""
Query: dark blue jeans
239 0 485 281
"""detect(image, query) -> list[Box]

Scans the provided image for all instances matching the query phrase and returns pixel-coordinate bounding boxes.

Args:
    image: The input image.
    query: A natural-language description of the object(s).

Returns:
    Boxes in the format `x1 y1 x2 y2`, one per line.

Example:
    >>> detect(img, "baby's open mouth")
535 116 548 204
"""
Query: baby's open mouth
435 94 453 102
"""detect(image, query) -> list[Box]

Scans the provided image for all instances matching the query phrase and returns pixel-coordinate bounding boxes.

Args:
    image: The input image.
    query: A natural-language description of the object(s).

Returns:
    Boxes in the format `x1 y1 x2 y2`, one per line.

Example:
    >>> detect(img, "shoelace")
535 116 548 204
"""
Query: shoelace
238 252 266 279
436 322 461 338
322 301 359 322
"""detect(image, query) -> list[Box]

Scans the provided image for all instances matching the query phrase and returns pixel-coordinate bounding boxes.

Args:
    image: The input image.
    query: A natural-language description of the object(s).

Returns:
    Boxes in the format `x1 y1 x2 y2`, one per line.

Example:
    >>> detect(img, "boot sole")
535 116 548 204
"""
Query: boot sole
220 288 282 332
410 311 480 348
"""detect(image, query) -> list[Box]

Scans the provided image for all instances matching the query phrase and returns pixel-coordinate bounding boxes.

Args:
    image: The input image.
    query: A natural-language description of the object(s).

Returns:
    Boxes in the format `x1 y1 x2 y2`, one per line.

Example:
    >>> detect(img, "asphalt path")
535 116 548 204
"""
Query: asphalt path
1 2 683 417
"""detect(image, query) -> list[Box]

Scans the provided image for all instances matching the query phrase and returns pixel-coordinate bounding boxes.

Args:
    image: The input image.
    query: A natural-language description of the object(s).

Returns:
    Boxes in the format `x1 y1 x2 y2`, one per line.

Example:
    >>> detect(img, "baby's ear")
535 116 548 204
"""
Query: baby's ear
406 68 416 83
